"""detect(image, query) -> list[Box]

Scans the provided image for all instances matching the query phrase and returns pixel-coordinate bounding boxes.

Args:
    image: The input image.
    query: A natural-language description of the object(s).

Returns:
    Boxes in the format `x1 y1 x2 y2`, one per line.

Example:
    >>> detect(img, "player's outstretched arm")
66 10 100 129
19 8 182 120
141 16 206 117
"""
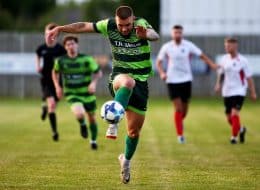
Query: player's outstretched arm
46 22 95 45
247 77 257 101
200 54 218 70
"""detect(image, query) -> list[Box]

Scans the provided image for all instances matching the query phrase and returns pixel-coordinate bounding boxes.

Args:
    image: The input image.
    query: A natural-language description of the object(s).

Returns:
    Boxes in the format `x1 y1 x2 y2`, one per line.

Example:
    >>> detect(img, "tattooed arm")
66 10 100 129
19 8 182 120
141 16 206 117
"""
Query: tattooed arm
56 22 94 33
135 26 159 41
46 22 95 44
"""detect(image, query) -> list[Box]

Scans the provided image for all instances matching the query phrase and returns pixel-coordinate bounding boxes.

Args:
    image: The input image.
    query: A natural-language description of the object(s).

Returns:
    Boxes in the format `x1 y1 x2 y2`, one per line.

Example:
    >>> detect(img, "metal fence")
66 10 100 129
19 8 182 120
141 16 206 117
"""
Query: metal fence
1 32 260 55
0 32 260 98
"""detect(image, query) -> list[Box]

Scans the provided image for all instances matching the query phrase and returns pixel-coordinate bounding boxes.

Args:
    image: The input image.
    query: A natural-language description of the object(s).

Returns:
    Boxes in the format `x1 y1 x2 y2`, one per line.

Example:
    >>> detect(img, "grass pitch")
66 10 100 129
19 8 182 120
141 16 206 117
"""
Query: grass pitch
0 97 259 189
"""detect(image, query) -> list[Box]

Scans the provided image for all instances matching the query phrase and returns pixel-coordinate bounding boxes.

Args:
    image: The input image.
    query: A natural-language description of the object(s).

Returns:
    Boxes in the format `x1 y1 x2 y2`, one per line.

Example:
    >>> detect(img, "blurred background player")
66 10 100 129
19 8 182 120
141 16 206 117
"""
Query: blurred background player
215 37 257 144
156 25 218 144
52 35 102 149
35 23 66 141
46 5 159 184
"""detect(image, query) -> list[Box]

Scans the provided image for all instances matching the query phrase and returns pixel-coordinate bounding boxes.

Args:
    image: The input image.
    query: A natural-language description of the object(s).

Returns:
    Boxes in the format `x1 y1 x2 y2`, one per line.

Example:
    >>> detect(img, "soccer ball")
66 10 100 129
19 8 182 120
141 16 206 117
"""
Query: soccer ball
100 100 125 124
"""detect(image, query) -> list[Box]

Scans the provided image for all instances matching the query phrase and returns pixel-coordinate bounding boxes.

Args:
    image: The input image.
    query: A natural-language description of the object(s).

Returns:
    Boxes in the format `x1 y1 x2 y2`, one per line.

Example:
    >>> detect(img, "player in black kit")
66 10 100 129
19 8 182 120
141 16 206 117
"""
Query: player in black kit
36 23 66 141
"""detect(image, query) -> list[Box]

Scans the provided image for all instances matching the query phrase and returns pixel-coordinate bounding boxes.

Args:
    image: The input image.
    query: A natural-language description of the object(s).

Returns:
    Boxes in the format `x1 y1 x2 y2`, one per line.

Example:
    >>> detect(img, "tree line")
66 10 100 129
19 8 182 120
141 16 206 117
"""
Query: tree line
0 0 159 32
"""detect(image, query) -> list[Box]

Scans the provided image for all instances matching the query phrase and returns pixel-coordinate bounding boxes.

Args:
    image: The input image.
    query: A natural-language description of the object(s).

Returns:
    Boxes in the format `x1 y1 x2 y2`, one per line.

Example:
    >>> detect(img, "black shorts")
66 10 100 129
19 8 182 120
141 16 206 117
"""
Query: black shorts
224 96 245 114
40 77 58 101
167 81 192 102
109 80 149 114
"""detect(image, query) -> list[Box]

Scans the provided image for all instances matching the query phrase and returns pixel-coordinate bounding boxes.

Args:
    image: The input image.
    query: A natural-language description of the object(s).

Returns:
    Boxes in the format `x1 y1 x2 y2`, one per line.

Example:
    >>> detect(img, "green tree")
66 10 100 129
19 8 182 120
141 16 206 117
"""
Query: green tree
120 0 159 31
0 0 56 20
84 0 120 21
37 1 83 31
0 9 14 30
0 0 56 30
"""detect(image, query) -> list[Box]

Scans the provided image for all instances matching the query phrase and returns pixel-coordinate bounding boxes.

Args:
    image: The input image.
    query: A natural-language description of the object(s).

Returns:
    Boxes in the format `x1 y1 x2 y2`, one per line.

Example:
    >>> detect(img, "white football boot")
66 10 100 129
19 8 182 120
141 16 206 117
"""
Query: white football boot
118 154 130 184
106 123 118 139
177 135 185 144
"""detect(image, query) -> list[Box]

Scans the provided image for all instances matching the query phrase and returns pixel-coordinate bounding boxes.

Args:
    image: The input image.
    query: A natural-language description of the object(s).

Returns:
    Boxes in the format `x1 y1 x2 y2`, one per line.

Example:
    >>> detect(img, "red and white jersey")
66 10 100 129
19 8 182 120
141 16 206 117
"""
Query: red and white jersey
218 53 252 97
157 39 202 83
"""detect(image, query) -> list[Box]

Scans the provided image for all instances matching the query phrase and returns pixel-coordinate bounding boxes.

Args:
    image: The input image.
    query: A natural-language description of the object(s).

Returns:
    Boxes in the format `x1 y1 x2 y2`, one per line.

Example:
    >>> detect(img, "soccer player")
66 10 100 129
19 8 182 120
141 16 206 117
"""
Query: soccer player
36 23 66 141
46 6 159 183
52 35 102 150
156 25 218 144
215 37 257 144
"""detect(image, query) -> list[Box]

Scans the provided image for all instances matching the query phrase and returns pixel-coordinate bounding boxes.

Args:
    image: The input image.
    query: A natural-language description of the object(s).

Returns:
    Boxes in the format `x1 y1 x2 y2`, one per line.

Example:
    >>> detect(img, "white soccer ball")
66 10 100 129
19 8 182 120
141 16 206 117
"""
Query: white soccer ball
100 100 125 124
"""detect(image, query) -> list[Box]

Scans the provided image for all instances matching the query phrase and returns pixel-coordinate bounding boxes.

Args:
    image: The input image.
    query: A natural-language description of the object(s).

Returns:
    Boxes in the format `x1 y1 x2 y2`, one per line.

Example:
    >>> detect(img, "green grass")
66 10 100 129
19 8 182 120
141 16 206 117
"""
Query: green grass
0 97 259 190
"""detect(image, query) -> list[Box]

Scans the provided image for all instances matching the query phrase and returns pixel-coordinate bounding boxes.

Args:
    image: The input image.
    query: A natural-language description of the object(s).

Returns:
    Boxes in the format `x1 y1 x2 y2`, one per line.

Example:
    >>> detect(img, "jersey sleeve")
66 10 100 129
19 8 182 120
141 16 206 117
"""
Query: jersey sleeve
243 58 253 78
88 57 100 73
157 44 168 61
93 19 109 37
188 41 202 57
53 58 60 72
36 45 42 57
135 18 153 29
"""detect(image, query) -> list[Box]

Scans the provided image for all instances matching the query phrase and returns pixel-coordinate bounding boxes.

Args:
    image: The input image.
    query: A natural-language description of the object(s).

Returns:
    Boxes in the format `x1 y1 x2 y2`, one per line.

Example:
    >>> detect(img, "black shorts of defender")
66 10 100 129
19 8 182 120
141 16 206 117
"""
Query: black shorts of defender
224 96 245 114
108 80 149 114
68 98 97 113
167 81 192 103
40 77 59 102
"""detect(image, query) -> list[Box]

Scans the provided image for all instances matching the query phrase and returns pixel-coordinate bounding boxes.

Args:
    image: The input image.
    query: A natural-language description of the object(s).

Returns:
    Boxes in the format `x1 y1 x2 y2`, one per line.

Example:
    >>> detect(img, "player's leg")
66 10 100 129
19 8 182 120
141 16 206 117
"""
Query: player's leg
167 83 187 143
172 98 185 143
41 97 48 121
106 74 135 139
226 113 232 125
181 82 191 119
71 103 88 139
113 74 135 108
182 102 189 119
230 108 241 144
118 80 148 184
229 96 246 144
84 100 98 149
224 97 232 125
46 96 59 141
86 112 98 149
119 110 145 184
177 81 191 143
40 78 47 121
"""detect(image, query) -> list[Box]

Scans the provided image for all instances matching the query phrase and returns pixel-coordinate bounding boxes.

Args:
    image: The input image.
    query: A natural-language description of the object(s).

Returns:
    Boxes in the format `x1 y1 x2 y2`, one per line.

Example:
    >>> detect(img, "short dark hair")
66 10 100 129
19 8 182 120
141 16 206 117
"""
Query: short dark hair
225 37 238 43
45 23 58 31
63 35 78 45
116 6 133 19
172 25 183 30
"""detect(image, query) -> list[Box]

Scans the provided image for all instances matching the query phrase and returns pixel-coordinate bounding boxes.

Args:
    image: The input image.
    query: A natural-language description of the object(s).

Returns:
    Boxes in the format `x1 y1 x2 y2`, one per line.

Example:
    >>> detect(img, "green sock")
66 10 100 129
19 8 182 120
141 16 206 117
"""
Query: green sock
114 87 132 109
77 118 86 127
89 122 98 141
125 136 139 160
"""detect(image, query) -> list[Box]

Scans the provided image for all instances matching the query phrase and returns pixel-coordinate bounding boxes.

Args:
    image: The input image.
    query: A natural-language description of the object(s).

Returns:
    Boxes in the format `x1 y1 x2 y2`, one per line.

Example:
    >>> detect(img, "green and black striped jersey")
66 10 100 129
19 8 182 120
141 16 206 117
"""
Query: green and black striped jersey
54 54 100 103
94 17 153 81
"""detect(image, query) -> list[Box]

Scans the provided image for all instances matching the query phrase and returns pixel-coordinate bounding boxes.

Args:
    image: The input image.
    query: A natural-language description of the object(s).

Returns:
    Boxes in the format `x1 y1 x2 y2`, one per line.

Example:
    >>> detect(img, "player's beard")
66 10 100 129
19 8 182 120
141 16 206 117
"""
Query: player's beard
175 37 182 44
